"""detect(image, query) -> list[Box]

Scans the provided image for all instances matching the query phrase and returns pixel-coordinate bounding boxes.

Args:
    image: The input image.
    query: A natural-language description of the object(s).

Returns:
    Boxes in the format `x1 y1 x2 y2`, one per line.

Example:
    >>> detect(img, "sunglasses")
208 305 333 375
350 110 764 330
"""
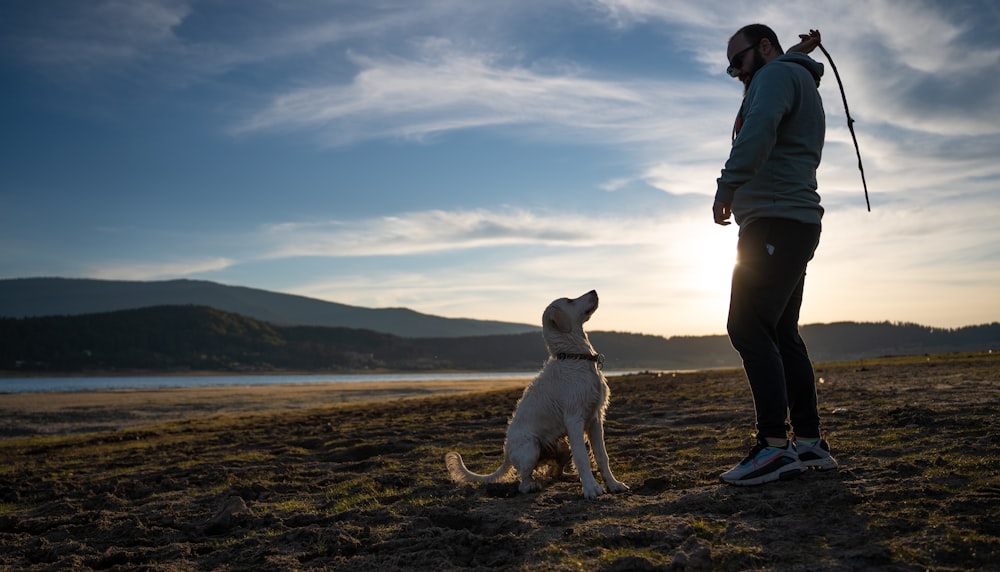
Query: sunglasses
726 42 758 77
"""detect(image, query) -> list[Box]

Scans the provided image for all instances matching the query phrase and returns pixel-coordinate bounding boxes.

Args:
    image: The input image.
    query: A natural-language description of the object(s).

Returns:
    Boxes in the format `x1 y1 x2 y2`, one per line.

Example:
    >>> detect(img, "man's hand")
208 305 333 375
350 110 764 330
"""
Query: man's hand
713 200 732 226
789 29 821 54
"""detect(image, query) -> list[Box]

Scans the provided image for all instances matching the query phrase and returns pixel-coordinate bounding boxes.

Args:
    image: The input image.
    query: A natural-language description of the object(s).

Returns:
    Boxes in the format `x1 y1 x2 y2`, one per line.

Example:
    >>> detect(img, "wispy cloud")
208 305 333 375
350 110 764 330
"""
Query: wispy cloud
260 207 659 259
90 257 235 281
3 0 191 72
234 38 733 148
590 0 1000 138
4 0 997 336
10 0 996 141
264 207 739 332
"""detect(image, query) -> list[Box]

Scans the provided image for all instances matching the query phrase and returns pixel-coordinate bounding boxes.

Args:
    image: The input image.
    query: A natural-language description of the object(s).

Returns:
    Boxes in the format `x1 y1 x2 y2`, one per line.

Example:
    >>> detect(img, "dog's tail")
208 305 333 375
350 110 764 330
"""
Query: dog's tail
444 451 516 484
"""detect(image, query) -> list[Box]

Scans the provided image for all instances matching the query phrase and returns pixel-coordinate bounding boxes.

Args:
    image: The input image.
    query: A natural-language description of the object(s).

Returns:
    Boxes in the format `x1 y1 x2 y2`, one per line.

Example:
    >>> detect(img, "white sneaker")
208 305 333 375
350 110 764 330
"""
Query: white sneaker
793 438 838 470
720 439 804 486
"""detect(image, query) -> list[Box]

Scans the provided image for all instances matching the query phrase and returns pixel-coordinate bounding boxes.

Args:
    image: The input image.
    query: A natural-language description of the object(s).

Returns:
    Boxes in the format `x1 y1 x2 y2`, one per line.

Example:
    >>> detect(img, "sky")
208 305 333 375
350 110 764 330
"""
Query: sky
2 0 999 338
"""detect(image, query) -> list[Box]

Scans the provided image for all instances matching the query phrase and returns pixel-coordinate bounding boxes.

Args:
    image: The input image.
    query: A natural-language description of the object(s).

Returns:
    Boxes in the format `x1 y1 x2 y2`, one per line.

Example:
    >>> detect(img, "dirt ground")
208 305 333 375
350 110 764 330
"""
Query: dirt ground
0 376 534 438
0 352 997 570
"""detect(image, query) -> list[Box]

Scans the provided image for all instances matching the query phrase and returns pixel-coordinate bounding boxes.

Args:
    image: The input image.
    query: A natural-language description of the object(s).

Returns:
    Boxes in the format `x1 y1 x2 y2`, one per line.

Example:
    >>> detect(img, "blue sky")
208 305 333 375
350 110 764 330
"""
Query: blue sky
2 0 999 337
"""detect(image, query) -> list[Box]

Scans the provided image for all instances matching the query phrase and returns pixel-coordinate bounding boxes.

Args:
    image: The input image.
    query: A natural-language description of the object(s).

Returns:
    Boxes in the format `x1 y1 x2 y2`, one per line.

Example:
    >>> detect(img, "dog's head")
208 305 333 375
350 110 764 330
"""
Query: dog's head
541 290 598 355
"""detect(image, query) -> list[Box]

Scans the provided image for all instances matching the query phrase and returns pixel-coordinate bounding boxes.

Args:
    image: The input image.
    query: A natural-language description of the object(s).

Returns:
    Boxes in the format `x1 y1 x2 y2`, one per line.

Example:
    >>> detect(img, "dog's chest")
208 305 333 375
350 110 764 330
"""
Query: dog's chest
542 362 609 408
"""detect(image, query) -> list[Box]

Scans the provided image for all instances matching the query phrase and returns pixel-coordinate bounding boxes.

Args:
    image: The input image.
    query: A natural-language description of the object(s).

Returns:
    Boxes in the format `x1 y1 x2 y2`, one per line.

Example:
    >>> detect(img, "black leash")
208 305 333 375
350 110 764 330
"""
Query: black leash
817 43 871 211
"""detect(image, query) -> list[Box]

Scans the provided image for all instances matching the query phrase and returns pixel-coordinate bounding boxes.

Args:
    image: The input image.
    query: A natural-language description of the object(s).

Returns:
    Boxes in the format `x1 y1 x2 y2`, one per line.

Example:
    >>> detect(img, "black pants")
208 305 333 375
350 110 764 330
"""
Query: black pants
727 218 822 440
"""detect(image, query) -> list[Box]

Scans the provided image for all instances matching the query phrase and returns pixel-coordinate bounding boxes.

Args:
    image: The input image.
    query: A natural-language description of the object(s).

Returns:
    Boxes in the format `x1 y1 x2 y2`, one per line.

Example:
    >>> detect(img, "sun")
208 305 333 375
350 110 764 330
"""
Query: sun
644 222 739 335
687 228 738 298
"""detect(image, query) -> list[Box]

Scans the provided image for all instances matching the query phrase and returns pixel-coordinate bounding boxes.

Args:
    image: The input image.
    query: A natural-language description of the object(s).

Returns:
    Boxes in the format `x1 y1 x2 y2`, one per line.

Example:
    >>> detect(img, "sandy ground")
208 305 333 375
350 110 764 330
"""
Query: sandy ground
1 353 998 570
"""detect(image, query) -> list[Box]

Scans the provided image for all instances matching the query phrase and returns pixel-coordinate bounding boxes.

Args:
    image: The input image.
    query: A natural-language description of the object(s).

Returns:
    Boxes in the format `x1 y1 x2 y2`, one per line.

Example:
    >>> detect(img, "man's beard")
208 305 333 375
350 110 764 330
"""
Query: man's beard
741 49 767 93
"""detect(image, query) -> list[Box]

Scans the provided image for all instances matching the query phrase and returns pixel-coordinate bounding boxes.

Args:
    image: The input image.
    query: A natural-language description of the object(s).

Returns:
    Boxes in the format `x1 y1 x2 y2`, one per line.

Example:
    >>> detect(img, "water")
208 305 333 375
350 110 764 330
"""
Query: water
0 370 639 394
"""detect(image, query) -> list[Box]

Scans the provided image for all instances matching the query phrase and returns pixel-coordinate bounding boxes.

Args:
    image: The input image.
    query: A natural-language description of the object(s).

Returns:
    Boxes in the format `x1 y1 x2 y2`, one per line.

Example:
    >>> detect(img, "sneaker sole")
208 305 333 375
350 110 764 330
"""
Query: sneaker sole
721 462 805 486
800 458 838 471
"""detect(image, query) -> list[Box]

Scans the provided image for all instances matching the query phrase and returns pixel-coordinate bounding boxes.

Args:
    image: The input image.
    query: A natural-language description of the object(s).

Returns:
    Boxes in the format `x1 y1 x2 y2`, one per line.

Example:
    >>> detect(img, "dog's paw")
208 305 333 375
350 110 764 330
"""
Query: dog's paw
518 480 542 494
582 483 606 499
607 480 630 494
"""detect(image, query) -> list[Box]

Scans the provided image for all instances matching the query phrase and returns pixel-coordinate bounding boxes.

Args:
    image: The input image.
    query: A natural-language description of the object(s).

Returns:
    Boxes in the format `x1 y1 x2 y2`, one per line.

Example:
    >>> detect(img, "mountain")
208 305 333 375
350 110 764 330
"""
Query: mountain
0 277 538 338
2 305 997 374
0 306 735 372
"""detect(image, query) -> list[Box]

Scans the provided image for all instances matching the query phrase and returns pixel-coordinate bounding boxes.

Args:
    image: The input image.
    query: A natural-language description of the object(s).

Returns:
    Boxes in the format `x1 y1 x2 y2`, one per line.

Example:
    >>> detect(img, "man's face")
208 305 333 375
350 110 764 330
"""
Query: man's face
727 35 764 89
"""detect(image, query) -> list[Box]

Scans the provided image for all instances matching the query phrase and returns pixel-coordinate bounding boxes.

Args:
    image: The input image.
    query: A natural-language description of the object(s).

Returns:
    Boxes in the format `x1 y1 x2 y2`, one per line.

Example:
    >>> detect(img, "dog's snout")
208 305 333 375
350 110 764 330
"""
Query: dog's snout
578 290 598 318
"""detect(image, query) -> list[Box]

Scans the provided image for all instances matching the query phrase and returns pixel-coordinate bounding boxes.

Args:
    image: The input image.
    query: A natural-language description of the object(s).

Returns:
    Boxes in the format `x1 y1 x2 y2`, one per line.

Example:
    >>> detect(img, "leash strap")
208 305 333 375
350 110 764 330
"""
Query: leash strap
817 43 871 212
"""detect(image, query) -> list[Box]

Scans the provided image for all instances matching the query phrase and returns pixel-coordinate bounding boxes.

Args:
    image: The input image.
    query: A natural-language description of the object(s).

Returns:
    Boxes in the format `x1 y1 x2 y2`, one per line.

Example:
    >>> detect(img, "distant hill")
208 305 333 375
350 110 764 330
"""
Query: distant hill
0 277 538 338
2 305 997 374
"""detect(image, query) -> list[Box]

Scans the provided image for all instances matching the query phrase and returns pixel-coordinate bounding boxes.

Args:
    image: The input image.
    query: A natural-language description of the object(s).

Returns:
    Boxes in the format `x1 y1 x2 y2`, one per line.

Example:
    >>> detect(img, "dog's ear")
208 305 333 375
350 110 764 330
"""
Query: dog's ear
543 305 573 333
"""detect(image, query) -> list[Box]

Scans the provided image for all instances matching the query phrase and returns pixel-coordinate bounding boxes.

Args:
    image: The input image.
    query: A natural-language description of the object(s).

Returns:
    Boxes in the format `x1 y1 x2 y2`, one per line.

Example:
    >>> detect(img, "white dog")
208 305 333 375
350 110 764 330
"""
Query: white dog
444 290 629 499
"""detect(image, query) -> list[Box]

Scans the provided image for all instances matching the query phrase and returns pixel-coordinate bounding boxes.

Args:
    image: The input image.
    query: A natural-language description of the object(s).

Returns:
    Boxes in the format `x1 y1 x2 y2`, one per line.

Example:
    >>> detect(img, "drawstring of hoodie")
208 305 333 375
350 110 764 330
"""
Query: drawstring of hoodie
817 43 871 212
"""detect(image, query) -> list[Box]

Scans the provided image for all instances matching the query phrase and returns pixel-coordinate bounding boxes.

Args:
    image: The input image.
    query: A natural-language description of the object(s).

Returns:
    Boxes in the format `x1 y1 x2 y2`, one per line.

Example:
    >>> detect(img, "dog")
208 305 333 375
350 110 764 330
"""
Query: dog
444 290 629 499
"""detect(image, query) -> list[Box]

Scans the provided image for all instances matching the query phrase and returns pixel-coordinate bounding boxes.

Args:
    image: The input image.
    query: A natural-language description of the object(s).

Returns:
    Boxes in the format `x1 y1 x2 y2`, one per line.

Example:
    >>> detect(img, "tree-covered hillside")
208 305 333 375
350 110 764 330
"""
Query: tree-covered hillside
2 306 997 374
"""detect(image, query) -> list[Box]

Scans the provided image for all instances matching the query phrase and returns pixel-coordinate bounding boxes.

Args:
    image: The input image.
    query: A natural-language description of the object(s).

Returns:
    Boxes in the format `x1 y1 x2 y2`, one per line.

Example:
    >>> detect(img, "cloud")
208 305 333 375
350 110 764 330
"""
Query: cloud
3 0 191 72
589 1 1000 138
260 207 661 259
89 257 235 281
223 0 999 204
5 0 997 336
835 4 1000 138
235 38 733 147
10 0 996 142
261 192 998 333
250 203 740 333
586 0 717 29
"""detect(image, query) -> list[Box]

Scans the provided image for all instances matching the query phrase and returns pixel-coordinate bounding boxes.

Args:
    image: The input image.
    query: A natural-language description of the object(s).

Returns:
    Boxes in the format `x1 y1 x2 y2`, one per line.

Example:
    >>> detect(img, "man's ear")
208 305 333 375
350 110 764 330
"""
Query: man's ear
760 37 773 55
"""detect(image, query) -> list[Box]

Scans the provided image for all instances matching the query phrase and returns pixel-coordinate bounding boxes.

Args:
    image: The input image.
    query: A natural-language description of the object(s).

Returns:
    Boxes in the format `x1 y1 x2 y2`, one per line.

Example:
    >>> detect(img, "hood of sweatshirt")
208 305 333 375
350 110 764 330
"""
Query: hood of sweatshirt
777 52 824 87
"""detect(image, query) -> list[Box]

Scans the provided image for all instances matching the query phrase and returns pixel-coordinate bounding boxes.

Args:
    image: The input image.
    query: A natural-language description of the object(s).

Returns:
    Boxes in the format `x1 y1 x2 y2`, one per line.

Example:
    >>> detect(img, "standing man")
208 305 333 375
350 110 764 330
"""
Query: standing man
714 25 838 486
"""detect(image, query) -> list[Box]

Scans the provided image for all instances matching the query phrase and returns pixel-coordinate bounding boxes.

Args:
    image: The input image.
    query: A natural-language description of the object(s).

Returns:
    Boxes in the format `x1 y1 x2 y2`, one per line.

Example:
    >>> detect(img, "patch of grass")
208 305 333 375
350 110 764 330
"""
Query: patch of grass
1 352 997 570
268 498 314 514
325 477 391 514
216 450 272 464
210 535 243 550
599 547 664 567
711 543 766 570
0 433 80 450
687 517 727 541
534 544 586 570
203 474 240 496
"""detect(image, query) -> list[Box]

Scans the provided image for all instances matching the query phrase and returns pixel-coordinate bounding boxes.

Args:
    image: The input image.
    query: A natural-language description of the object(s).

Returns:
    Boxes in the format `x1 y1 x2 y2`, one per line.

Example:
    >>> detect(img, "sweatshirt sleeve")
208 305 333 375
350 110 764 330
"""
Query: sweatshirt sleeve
715 65 795 203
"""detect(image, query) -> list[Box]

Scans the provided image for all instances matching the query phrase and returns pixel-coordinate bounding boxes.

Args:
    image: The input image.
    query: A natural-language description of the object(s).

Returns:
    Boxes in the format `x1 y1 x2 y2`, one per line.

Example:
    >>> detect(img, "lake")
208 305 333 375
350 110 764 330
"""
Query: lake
0 370 641 394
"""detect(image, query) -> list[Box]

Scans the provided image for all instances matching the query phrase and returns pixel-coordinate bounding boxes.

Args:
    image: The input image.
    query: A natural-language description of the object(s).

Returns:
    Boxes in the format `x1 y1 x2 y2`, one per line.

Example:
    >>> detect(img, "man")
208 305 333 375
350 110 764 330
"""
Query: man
714 25 838 486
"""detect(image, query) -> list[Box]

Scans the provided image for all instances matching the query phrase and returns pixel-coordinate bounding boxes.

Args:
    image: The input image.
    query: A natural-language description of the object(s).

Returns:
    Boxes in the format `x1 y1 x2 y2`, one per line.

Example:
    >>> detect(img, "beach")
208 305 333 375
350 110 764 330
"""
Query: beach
0 376 533 437
1 352 997 570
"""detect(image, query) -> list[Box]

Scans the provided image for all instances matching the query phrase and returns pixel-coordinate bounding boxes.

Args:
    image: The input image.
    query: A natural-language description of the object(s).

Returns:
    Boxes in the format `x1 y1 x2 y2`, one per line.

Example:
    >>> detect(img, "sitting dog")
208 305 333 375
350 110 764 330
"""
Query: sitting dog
445 290 629 499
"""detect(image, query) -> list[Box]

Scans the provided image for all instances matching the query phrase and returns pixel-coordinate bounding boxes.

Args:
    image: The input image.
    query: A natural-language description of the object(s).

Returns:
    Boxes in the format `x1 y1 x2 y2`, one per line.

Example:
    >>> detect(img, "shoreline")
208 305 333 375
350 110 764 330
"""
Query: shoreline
0 367 540 379
0 368 650 395
5 352 990 438
0 376 535 438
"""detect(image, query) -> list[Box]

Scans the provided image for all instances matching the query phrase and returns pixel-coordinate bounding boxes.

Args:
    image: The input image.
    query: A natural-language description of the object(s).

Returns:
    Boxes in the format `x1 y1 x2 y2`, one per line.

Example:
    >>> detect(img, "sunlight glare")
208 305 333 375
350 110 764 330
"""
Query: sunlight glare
685 227 737 298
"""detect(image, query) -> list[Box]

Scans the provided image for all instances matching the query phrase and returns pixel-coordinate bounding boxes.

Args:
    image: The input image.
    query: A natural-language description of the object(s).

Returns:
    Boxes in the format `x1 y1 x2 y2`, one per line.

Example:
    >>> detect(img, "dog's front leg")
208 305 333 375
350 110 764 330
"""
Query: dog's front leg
587 420 629 494
565 417 605 499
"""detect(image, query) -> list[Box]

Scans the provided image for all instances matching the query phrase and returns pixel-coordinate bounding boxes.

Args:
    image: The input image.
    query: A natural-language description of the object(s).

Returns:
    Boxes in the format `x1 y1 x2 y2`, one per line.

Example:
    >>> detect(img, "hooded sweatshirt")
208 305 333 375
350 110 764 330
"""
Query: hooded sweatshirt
715 52 826 231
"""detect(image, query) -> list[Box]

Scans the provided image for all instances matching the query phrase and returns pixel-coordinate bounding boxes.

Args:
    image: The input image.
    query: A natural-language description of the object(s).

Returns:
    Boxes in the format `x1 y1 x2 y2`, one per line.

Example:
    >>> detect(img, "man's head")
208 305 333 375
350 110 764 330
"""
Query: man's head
727 24 784 88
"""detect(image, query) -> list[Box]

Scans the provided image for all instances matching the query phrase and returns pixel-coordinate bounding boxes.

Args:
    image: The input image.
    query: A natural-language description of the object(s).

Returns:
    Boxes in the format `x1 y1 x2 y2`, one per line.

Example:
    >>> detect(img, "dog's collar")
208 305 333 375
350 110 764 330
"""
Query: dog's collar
556 352 605 369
